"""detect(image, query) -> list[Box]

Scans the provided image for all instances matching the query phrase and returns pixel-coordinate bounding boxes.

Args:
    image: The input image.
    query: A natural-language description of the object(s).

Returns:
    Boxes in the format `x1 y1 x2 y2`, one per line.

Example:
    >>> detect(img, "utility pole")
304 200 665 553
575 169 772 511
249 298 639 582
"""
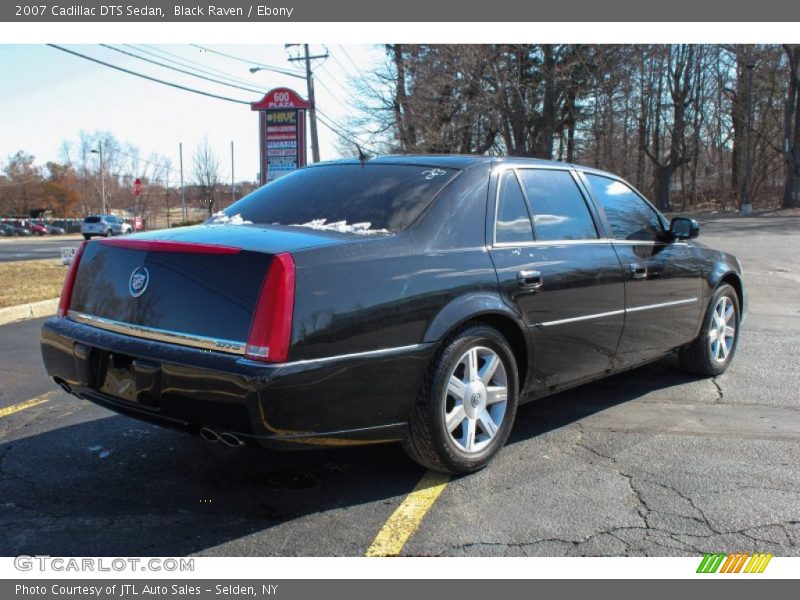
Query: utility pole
179 142 186 223
230 141 236 202
90 141 106 214
165 166 170 229
287 44 328 163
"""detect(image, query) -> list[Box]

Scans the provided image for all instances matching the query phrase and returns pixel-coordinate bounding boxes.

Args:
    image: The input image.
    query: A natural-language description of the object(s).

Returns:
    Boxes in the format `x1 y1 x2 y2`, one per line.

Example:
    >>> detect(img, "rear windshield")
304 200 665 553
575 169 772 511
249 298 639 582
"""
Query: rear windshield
214 164 460 234
84 216 101 223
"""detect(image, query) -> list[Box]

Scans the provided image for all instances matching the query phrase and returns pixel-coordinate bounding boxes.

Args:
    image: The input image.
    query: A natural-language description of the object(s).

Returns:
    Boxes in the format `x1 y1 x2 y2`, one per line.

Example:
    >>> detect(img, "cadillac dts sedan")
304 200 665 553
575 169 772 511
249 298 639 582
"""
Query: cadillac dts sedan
41 156 744 473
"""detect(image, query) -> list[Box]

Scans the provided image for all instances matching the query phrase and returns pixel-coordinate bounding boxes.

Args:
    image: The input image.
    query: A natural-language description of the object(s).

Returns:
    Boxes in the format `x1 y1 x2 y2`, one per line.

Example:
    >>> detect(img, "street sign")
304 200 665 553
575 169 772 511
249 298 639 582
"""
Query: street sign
60 247 76 266
133 178 142 197
251 88 312 185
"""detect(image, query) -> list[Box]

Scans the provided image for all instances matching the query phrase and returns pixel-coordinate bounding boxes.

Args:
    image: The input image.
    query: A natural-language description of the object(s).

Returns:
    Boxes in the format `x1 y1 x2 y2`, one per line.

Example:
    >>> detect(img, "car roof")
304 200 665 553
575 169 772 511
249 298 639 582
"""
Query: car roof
310 154 616 176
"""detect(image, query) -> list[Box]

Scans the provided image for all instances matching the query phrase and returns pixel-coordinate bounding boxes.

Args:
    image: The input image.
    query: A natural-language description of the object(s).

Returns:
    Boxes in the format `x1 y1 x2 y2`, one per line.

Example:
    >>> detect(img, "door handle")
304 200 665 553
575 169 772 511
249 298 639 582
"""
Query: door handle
630 263 647 279
517 269 543 288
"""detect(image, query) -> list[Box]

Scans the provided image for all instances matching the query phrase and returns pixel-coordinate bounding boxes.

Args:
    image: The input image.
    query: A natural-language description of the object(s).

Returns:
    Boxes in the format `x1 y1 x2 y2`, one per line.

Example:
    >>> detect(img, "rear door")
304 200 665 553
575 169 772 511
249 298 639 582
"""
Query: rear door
488 166 625 394
581 173 703 367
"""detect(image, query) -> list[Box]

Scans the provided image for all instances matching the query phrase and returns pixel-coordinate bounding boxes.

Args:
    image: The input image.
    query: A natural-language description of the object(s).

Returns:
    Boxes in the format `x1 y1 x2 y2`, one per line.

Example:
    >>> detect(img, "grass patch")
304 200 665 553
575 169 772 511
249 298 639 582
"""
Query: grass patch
0 258 67 308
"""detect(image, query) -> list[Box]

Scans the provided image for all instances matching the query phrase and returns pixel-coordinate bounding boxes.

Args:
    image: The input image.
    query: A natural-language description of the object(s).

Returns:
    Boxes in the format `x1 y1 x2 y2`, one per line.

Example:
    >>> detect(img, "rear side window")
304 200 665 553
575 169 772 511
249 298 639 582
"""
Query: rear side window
517 169 597 241
495 171 534 244
586 174 664 242
217 164 460 233
84 216 101 223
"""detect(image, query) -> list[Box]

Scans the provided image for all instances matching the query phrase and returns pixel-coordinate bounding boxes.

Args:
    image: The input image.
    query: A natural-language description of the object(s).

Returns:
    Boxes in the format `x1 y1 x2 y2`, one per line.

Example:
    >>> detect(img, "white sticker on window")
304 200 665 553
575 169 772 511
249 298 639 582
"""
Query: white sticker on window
422 168 447 180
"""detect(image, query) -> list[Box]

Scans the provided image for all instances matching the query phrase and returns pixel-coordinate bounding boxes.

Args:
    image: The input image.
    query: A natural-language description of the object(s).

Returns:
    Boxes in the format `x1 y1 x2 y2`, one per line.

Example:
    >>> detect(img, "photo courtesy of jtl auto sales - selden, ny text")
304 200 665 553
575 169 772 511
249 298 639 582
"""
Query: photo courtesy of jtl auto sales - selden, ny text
0 1 798 598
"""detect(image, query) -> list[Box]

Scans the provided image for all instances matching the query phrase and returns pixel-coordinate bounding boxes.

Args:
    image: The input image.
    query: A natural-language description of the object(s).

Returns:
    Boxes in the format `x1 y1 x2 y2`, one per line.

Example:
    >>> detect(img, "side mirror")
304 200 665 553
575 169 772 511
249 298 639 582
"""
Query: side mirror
669 217 699 240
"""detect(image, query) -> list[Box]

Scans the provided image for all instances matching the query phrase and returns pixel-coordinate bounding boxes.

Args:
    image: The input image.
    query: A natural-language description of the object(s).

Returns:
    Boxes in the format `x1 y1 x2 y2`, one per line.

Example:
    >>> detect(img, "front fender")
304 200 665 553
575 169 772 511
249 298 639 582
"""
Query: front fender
701 247 746 324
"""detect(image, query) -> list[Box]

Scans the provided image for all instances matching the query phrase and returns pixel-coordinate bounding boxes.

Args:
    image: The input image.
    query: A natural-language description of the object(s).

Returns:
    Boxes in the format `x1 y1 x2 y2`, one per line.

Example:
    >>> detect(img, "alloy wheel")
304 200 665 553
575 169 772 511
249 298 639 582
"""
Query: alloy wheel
708 295 736 364
443 346 508 454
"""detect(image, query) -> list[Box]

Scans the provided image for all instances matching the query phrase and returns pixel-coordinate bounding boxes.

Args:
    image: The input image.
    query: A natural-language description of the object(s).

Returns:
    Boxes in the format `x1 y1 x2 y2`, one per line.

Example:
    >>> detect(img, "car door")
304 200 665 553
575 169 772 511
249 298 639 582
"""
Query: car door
488 166 626 394
581 173 703 367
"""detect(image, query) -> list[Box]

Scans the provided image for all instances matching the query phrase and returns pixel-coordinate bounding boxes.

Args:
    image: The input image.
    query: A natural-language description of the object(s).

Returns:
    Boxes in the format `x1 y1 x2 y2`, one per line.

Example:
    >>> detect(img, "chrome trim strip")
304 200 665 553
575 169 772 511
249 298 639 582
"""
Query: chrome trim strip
625 297 699 313
538 309 625 327
536 298 699 327
238 344 427 368
494 238 613 248
68 311 246 355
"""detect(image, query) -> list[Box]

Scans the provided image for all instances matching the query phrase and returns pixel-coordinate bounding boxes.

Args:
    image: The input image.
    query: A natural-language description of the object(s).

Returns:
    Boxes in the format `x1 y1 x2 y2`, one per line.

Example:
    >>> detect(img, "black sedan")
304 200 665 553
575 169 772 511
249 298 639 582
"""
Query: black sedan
41 156 744 473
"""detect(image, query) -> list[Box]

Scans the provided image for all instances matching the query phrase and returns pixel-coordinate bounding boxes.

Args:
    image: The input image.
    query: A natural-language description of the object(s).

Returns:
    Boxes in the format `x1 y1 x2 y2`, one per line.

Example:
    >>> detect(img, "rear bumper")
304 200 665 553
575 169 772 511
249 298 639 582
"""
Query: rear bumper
41 317 435 448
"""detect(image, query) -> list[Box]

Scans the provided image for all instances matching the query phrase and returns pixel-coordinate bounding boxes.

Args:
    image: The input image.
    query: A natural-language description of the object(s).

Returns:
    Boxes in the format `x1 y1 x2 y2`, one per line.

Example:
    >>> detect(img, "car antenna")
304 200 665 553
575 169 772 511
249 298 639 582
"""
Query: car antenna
356 143 371 162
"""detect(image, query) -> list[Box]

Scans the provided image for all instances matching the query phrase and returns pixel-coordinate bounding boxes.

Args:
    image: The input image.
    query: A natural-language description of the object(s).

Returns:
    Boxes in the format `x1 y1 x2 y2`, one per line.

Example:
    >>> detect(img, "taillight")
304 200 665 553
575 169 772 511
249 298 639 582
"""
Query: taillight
57 241 87 318
245 253 295 363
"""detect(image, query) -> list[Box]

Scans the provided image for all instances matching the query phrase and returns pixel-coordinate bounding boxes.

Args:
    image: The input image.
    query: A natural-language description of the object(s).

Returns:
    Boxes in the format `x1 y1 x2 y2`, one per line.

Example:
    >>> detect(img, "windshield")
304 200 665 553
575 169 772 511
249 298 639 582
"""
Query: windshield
213 164 460 234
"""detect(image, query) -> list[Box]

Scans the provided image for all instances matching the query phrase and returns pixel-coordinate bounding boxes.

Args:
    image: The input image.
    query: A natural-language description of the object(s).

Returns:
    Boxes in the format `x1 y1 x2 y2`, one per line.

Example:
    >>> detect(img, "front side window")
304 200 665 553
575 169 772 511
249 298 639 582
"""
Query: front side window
586 174 664 242
215 164 460 234
495 170 534 244
517 169 598 241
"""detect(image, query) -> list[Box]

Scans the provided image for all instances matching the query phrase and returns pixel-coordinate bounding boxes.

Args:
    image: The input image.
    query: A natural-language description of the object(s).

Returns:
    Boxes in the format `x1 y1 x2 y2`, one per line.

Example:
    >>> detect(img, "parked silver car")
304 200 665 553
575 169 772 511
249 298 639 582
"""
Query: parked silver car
81 215 132 240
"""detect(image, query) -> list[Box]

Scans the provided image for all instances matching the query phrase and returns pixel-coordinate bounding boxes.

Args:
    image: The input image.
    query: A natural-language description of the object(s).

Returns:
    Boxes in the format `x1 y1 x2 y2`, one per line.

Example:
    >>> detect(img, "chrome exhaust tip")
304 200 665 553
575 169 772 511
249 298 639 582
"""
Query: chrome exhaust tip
219 432 245 447
199 427 220 443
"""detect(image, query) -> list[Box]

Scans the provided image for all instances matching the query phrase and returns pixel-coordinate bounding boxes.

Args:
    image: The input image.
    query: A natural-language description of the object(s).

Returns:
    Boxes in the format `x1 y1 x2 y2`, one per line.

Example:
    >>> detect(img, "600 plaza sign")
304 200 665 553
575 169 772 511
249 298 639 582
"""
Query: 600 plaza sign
251 87 312 184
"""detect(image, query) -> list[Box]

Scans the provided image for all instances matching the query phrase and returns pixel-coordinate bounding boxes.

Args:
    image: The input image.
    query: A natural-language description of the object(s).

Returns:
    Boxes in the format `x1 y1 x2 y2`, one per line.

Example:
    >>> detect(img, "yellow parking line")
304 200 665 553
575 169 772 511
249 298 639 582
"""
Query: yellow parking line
366 470 450 557
0 392 53 419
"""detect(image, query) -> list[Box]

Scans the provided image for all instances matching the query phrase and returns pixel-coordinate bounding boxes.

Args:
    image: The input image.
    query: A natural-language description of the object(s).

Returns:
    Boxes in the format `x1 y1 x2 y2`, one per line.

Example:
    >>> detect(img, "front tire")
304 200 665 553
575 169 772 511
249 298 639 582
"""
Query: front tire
104 229 113 237
403 325 519 474
679 284 740 376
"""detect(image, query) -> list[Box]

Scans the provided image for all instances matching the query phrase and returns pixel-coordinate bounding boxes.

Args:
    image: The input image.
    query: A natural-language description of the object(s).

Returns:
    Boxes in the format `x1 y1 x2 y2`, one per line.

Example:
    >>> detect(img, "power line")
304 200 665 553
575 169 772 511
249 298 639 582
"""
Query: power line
317 62 352 95
127 44 268 91
313 72 352 112
100 45 265 95
190 44 300 78
317 107 353 134
48 44 251 105
338 45 368 79
316 112 377 155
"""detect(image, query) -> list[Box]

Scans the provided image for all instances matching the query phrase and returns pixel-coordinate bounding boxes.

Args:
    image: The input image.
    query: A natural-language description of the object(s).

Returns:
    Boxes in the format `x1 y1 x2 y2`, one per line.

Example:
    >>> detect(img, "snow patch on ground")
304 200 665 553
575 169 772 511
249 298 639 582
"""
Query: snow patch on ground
207 211 253 225
291 219 390 235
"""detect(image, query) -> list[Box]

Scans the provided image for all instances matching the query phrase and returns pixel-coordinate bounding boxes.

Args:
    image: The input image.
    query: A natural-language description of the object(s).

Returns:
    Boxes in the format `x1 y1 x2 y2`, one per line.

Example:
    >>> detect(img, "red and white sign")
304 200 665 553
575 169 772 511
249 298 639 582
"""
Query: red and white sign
250 88 312 111
251 88 311 185
133 178 142 197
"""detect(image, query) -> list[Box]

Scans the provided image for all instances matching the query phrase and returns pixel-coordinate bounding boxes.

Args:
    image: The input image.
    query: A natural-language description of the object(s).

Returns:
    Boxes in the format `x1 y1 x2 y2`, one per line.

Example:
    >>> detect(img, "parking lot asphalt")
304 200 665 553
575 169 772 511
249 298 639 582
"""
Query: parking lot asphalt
0 236 82 262
0 215 798 557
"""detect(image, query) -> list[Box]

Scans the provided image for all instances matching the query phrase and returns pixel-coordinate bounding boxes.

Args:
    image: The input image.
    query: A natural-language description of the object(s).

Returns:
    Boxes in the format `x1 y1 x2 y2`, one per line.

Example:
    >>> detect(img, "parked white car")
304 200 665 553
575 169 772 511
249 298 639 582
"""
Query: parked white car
81 215 132 239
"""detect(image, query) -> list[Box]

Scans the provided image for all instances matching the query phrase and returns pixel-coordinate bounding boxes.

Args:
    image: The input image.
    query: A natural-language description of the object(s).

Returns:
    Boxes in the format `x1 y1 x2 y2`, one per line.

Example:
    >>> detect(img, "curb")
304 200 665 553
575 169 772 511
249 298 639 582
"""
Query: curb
0 298 59 326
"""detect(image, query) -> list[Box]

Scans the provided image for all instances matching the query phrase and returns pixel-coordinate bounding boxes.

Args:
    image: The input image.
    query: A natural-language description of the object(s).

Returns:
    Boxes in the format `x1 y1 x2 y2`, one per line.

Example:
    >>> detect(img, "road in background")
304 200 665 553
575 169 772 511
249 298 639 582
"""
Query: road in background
0 215 797 556
0 236 82 263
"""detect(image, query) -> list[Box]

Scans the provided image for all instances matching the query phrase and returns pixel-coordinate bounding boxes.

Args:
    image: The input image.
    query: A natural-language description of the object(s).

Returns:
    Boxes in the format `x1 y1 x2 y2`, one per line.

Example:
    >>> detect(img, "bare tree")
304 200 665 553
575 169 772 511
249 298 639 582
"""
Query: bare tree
644 45 697 211
192 138 222 216
783 44 800 208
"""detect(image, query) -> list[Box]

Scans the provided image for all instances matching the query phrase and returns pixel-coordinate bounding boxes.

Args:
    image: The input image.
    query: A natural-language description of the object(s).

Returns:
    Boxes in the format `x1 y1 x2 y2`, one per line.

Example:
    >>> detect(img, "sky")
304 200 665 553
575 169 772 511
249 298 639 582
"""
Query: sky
0 44 385 185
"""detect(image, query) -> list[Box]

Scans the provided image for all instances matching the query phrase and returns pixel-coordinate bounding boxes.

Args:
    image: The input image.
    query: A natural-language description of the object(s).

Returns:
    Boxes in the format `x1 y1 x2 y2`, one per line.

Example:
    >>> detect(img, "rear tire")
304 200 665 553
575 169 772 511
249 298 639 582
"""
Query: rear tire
678 284 740 376
82 234 91 240
403 325 519 474
105 229 113 237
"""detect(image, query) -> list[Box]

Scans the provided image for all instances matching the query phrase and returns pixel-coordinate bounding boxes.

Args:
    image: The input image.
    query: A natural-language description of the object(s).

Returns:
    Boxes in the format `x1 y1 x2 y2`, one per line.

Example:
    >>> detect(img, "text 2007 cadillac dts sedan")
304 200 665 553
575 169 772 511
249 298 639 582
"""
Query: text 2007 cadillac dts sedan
41 156 745 473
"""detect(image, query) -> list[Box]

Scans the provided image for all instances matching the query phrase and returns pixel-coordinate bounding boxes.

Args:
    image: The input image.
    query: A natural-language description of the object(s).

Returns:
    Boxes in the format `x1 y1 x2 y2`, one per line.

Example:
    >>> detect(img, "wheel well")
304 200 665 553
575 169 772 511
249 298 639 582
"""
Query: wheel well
720 272 743 309
457 313 529 390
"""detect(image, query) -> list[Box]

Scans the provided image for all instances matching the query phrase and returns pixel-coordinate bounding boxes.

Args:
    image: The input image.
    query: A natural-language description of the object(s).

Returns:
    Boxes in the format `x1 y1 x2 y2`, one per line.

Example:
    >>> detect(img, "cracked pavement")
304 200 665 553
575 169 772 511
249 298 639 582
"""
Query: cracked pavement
0 215 798 556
